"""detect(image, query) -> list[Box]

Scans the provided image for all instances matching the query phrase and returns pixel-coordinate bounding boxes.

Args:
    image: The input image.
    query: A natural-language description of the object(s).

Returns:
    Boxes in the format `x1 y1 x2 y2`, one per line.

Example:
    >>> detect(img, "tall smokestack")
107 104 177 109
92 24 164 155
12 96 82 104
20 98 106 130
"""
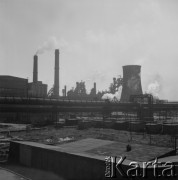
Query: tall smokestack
64 85 67 97
94 82 96 95
54 49 59 97
33 55 38 83
120 65 142 102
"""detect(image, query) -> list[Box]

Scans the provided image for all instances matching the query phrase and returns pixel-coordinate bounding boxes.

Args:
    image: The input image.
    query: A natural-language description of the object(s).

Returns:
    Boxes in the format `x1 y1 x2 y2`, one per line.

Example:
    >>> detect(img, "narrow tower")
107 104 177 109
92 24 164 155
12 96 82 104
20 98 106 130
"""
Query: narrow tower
33 55 38 83
53 49 59 97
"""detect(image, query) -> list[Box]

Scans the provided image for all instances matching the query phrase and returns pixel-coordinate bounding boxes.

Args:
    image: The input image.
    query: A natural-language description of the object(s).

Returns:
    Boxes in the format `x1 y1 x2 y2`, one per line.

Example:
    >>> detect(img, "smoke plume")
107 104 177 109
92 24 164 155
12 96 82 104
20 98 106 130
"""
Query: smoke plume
102 86 122 101
146 80 160 98
36 36 59 55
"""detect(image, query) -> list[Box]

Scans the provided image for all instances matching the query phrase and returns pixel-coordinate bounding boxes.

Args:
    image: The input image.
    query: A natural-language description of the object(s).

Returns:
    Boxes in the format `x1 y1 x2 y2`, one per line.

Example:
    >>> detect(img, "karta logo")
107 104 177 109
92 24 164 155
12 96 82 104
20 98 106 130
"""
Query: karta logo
105 156 177 178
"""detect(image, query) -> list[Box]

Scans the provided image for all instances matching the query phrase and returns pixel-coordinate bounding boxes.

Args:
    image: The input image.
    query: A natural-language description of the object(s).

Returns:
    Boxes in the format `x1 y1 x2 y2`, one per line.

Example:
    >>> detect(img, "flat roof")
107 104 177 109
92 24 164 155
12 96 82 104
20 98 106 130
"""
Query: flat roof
12 138 174 163
0 75 27 81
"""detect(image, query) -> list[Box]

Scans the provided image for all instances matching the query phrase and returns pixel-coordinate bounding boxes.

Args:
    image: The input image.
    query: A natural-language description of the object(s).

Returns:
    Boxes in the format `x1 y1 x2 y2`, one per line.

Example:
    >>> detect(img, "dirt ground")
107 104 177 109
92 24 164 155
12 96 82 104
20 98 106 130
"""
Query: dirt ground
8 125 174 148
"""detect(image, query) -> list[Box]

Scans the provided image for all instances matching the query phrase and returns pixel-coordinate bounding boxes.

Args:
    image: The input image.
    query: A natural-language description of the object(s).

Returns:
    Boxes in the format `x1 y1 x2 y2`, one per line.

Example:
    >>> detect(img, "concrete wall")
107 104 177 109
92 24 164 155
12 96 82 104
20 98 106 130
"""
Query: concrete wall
9 141 106 180
9 141 176 180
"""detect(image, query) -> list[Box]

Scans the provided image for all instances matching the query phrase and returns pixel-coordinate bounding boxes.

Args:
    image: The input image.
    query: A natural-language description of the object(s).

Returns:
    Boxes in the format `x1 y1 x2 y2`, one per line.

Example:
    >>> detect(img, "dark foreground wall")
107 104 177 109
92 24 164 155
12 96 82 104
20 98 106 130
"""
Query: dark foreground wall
9 141 177 180
9 141 107 180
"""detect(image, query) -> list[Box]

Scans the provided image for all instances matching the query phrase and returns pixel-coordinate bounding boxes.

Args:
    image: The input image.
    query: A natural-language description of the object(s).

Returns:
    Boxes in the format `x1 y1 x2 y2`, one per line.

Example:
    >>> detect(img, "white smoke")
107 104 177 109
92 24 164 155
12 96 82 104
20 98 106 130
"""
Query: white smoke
102 93 115 101
102 86 122 101
146 80 160 98
36 36 59 55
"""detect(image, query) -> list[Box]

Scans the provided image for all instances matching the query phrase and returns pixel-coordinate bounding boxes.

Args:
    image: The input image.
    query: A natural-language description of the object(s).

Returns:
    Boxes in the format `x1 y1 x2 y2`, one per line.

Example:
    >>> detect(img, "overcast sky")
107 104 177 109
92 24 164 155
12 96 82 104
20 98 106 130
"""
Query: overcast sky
0 0 178 100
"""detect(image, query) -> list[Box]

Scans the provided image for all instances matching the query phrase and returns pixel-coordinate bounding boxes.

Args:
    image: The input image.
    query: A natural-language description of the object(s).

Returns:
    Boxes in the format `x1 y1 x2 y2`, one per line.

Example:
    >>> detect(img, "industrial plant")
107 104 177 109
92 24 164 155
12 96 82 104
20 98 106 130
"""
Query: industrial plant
0 49 178 180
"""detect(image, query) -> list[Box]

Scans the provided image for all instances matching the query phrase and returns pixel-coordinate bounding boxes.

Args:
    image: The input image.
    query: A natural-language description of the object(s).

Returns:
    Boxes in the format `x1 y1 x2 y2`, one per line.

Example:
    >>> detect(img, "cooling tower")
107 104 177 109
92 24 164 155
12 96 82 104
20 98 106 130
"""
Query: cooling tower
53 49 59 98
120 65 142 102
33 55 38 83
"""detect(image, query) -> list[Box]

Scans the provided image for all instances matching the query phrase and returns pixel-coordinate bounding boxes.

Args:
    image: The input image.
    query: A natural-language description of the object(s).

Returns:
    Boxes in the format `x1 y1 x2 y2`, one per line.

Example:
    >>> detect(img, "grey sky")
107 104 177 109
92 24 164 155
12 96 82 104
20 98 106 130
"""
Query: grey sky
0 0 178 100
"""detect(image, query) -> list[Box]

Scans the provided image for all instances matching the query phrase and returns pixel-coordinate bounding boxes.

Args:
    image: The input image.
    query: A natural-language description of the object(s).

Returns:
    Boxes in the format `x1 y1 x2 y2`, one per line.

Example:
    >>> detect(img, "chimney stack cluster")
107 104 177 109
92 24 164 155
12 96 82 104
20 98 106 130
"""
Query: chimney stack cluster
33 49 60 98
33 50 143 100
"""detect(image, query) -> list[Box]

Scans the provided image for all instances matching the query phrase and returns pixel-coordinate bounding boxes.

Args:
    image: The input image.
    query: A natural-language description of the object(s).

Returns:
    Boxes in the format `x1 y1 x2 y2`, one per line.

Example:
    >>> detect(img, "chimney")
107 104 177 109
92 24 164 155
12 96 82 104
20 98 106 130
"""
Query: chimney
54 49 59 97
120 65 142 102
62 86 67 97
94 82 96 95
64 85 67 97
33 55 38 83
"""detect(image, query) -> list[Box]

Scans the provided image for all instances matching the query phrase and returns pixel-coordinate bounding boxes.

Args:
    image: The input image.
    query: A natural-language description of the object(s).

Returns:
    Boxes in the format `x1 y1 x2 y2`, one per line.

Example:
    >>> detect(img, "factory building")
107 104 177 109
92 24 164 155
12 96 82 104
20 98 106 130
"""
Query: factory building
0 74 47 98
0 54 47 98
28 81 47 98
0 75 28 97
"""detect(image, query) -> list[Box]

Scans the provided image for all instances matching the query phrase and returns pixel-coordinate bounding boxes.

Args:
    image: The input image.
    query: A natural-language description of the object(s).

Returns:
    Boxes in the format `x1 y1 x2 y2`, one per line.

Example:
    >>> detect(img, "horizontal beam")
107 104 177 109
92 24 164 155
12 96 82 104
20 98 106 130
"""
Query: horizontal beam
0 97 178 113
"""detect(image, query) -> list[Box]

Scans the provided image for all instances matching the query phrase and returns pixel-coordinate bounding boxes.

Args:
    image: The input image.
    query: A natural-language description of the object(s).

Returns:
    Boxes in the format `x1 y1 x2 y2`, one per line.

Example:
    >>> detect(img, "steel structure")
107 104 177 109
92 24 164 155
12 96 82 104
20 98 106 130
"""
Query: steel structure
1 96 178 150
0 97 178 114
